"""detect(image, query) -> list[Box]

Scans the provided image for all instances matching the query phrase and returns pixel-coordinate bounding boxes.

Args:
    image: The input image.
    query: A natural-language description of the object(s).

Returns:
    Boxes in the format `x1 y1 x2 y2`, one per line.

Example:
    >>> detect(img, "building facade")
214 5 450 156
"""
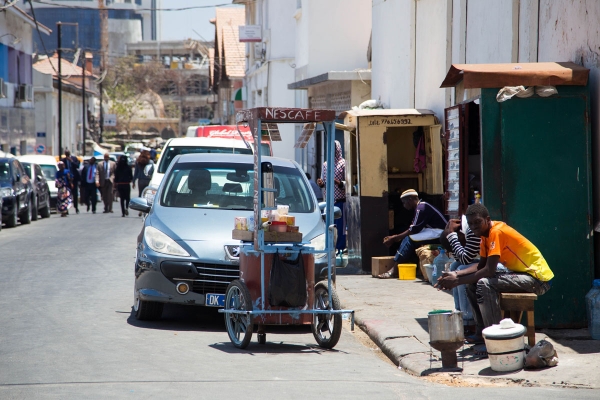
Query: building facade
0 5 51 155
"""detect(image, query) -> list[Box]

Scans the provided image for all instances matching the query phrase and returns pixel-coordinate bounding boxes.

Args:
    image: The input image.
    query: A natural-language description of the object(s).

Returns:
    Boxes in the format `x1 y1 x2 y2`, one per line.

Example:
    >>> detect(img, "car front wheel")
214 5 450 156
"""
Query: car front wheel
134 297 164 321
31 196 38 221
6 201 18 228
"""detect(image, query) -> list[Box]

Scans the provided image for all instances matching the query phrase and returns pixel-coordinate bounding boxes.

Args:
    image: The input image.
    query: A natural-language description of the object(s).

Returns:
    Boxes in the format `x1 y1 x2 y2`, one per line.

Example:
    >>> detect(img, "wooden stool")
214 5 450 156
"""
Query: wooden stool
499 293 537 347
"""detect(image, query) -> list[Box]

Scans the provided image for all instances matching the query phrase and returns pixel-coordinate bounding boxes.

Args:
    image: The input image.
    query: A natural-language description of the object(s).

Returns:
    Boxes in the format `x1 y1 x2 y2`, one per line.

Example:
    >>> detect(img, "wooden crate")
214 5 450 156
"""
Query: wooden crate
232 229 303 243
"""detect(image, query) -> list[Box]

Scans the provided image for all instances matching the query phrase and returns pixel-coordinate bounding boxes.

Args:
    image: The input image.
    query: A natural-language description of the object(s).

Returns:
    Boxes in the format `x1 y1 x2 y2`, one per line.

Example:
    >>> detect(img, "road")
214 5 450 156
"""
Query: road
0 209 597 399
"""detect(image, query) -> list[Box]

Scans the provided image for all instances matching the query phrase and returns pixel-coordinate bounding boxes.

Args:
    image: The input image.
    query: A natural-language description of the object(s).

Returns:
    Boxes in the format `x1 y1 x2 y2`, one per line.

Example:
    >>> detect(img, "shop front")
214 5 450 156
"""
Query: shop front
339 109 445 273
440 62 593 328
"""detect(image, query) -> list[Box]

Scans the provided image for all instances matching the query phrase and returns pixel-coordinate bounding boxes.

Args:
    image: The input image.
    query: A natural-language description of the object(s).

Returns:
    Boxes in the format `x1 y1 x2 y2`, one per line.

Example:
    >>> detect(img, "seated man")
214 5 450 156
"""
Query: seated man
379 189 447 279
436 203 554 346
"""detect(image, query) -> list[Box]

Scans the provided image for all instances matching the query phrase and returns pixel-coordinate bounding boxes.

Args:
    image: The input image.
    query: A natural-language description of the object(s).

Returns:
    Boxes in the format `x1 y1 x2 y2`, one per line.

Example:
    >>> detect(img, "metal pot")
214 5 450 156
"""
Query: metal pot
428 311 464 343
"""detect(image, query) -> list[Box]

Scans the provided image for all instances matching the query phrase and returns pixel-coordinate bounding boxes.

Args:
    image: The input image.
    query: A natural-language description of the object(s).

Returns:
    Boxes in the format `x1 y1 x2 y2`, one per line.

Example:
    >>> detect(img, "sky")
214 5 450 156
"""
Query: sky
159 0 242 43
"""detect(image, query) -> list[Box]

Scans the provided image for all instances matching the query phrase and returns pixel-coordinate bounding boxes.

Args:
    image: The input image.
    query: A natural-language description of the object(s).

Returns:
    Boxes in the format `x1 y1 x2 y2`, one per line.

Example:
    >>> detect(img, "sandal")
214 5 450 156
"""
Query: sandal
465 334 485 344
472 344 488 358
377 269 398 279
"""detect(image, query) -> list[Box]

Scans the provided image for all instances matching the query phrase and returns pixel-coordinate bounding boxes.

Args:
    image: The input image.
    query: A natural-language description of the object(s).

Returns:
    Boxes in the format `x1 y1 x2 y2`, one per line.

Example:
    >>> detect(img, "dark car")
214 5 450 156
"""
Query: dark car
0 158 35 227
21 162 52 220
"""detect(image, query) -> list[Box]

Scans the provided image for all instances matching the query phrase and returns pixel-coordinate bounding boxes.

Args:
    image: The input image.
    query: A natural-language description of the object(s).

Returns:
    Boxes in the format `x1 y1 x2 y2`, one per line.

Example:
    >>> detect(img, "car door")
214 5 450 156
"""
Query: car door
34 164 48 205
11 160 26 212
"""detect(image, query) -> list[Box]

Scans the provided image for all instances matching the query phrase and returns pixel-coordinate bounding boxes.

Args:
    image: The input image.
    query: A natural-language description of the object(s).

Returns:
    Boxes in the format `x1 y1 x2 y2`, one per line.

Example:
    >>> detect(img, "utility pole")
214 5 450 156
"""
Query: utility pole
81 53 86 157
99 0 108 143
57 22 62 156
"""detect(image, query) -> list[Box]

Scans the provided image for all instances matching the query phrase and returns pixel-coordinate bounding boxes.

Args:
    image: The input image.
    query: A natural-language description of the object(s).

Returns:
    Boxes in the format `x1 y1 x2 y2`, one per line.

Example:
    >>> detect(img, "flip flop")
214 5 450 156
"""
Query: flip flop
465 334 485 344
377 269 398 279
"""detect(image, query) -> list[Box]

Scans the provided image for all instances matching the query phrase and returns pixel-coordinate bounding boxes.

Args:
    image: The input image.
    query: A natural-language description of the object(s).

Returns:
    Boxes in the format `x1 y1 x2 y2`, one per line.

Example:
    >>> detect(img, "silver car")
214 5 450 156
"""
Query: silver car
130 153 329 320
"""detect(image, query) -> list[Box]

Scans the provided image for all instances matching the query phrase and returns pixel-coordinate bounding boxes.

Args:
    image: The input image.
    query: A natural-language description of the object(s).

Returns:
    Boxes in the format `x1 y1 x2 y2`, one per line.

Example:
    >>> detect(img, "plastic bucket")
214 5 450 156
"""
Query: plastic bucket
398 264 417 280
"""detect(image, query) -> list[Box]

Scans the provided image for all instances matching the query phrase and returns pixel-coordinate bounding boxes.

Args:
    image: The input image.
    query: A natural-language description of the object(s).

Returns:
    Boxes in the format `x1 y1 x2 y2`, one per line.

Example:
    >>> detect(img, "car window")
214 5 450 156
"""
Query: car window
40 164 57 180
0 162 10 182
23 163 32 178
12 161 20 181
160 162 314 213
158 145 253 174
35 165 43 181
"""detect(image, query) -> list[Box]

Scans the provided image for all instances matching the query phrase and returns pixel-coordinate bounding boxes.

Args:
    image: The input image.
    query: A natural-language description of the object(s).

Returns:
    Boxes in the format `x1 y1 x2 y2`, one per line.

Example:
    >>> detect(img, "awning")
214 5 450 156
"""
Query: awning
440 62 589 89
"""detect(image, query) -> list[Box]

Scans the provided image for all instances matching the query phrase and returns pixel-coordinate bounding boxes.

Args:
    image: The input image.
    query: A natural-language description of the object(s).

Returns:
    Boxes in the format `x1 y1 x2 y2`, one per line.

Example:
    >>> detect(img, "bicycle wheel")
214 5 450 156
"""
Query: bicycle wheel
311 281 342 349
224 280 253 349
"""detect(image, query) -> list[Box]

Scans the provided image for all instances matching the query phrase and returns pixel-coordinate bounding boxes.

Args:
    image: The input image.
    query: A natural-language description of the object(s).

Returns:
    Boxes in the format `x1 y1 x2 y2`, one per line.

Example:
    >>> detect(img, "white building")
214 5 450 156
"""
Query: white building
33 55 98 156
234 0 297 160
0 5 51 155
290 0 371 178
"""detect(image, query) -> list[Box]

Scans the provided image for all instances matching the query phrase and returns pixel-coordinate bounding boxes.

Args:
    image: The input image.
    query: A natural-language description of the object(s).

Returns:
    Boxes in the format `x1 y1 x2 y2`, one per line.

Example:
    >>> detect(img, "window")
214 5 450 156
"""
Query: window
157 146 252 174
161 162 314 213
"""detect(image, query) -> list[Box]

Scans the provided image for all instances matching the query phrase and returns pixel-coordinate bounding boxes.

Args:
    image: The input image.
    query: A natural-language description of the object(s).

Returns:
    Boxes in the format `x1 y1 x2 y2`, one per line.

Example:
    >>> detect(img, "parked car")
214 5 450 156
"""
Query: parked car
17 155 58 211
20 162 52 219
129 154 331 320
0 158 35 227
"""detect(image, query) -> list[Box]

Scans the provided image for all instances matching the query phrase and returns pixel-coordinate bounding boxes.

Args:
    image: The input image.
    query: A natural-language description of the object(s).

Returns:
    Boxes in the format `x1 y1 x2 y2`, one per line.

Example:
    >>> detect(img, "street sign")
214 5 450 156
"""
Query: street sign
104 114 117 127
35 144 46 154
239 25 262 42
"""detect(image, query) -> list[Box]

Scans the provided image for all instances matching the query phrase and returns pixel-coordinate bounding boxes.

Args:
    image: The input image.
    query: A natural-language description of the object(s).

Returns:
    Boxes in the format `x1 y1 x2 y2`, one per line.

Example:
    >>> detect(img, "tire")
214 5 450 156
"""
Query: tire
31 197 38 221
20 200 31 225
6 201 18 228
224 280 253 349
134 297 164 321
40 204 51 219
311 281 343 349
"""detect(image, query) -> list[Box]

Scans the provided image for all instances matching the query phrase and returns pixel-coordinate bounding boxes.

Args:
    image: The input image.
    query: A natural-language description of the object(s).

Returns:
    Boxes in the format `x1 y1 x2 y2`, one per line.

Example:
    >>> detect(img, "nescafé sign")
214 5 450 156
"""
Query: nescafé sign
237 107 336 124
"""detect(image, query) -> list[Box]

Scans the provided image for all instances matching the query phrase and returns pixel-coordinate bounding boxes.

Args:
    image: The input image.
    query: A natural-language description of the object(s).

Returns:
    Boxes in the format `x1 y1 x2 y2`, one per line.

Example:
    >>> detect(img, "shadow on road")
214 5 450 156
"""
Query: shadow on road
126 304 225 332
209 340 346 355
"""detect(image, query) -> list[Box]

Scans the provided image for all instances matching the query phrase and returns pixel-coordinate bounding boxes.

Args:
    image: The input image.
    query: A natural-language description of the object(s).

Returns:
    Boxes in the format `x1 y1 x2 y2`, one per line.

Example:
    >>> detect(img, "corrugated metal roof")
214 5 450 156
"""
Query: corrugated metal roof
440 62 589 88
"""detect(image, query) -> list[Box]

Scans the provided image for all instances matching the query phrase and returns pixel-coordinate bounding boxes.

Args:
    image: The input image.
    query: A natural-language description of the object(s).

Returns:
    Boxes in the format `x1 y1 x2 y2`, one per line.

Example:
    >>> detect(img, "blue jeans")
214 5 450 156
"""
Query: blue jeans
393 236 440 263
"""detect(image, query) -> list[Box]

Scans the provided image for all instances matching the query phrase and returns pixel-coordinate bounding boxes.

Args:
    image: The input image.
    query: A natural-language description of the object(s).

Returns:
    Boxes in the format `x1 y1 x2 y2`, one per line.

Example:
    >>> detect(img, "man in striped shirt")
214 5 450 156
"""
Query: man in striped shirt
379 189 447 279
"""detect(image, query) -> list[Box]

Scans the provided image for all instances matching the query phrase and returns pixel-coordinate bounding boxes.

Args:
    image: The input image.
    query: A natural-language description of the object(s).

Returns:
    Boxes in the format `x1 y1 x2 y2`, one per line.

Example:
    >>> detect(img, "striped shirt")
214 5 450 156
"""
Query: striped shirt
446 228 479 265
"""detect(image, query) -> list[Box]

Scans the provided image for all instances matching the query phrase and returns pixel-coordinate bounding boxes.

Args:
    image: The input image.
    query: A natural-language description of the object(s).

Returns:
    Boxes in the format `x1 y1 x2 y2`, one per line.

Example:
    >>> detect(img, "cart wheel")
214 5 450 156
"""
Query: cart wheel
257 333 266 345
311 281 342 349
224 280 253 349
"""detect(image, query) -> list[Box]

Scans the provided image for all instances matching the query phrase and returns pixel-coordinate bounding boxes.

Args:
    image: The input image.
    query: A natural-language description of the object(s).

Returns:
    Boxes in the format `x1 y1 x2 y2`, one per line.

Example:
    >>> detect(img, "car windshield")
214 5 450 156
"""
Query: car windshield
158 146 252 173
0 162 10 181
161 162 314 212
40 164 57 180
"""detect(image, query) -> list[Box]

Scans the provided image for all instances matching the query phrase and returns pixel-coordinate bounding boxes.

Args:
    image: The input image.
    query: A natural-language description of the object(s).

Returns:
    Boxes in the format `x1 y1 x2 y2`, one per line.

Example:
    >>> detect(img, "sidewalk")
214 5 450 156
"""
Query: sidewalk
335 264 600 389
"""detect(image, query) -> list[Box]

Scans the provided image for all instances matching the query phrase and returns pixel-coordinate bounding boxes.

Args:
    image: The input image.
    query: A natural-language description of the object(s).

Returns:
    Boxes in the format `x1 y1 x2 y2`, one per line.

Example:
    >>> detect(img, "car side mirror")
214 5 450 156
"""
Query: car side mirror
318 202 342 220
130 197 151 213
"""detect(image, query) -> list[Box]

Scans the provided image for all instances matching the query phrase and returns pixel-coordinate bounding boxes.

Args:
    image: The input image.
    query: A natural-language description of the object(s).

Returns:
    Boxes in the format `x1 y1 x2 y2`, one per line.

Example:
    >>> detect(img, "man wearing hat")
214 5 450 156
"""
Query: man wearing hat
379 189 447 278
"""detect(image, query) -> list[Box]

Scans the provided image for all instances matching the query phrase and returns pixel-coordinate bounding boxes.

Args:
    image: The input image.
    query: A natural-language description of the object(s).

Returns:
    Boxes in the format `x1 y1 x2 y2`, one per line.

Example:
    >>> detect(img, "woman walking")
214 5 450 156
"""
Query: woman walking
55 161 73 217
132 148 154 196
115 155 133 217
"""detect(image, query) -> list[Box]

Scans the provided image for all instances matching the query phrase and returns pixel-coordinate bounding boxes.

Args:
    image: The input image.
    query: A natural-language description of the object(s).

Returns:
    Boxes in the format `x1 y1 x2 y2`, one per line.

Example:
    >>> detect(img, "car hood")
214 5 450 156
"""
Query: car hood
149 206 324 243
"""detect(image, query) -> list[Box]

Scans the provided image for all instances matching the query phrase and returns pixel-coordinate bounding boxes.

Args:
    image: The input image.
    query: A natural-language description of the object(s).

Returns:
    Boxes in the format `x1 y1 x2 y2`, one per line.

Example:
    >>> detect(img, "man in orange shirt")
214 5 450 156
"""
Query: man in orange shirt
436 203 554 343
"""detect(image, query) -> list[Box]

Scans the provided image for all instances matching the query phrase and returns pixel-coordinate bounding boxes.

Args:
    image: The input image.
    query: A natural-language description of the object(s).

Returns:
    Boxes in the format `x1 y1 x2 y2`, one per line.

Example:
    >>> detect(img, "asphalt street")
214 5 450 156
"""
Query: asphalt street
0 208 597 399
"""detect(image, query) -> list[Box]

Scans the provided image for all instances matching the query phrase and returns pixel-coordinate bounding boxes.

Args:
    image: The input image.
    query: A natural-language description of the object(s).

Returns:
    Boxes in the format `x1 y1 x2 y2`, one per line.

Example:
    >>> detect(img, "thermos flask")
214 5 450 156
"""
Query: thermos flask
261 162 275 208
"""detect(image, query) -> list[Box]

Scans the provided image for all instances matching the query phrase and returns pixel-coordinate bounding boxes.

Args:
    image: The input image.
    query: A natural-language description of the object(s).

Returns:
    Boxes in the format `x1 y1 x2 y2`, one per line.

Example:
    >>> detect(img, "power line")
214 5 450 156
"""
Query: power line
0 0 17 11
32 0 232 12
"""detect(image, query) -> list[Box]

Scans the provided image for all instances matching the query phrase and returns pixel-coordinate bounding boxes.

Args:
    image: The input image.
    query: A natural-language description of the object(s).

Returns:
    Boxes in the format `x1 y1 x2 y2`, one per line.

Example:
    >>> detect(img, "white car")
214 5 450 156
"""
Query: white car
17 155 59 211
143 137 253 204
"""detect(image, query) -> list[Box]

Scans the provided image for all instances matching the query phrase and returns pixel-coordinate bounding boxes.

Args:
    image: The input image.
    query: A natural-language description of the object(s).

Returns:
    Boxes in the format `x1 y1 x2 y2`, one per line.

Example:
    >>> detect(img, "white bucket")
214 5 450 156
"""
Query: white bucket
482 318 526 372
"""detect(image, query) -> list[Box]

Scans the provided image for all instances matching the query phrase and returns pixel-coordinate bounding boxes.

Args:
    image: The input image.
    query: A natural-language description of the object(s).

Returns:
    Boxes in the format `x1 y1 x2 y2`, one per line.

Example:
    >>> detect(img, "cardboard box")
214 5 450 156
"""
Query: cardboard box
232 229 303 243
371 256 396 277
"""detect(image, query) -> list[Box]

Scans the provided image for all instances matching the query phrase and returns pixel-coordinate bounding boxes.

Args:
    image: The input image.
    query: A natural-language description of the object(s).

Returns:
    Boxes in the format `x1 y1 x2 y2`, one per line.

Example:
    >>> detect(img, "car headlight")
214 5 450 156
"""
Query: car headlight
144 226 190 257
142 185 158 205
310 234 327 259
0 187 12 197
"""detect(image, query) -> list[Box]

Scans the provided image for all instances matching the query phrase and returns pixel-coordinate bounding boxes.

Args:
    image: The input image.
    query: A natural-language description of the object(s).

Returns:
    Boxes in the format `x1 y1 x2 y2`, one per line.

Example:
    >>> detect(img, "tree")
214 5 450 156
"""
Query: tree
104 56 169 136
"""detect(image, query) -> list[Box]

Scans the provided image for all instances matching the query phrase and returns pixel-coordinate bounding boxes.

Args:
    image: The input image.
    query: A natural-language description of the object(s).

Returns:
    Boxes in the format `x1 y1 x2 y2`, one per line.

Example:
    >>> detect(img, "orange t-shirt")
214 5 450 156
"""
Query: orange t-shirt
480 221 554 282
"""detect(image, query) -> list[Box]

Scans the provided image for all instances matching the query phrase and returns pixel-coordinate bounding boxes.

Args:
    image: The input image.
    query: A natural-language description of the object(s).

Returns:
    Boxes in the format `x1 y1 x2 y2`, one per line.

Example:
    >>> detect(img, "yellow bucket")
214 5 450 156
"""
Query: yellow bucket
398 263 417 280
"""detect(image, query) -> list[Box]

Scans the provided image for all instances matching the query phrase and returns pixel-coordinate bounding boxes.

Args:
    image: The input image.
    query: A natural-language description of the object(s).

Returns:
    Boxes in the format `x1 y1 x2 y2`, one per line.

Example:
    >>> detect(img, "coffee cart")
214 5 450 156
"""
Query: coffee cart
219 107 354 349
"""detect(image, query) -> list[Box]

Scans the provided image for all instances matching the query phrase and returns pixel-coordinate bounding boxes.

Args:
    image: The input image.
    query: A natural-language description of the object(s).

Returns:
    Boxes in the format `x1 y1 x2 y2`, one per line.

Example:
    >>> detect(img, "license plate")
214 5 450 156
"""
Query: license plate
205 293 225 307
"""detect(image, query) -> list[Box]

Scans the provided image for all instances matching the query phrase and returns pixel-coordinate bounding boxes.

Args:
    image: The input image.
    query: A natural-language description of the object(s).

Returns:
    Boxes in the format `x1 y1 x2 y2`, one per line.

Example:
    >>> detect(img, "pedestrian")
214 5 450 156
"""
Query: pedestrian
133 148 154 197
97 153 116 213
378 189 447 279
435 203 554 354
114 155 133 217
62 150 81 214
55 161 73 217
82 157 98 213
306 172 323 202
317 140 346 255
